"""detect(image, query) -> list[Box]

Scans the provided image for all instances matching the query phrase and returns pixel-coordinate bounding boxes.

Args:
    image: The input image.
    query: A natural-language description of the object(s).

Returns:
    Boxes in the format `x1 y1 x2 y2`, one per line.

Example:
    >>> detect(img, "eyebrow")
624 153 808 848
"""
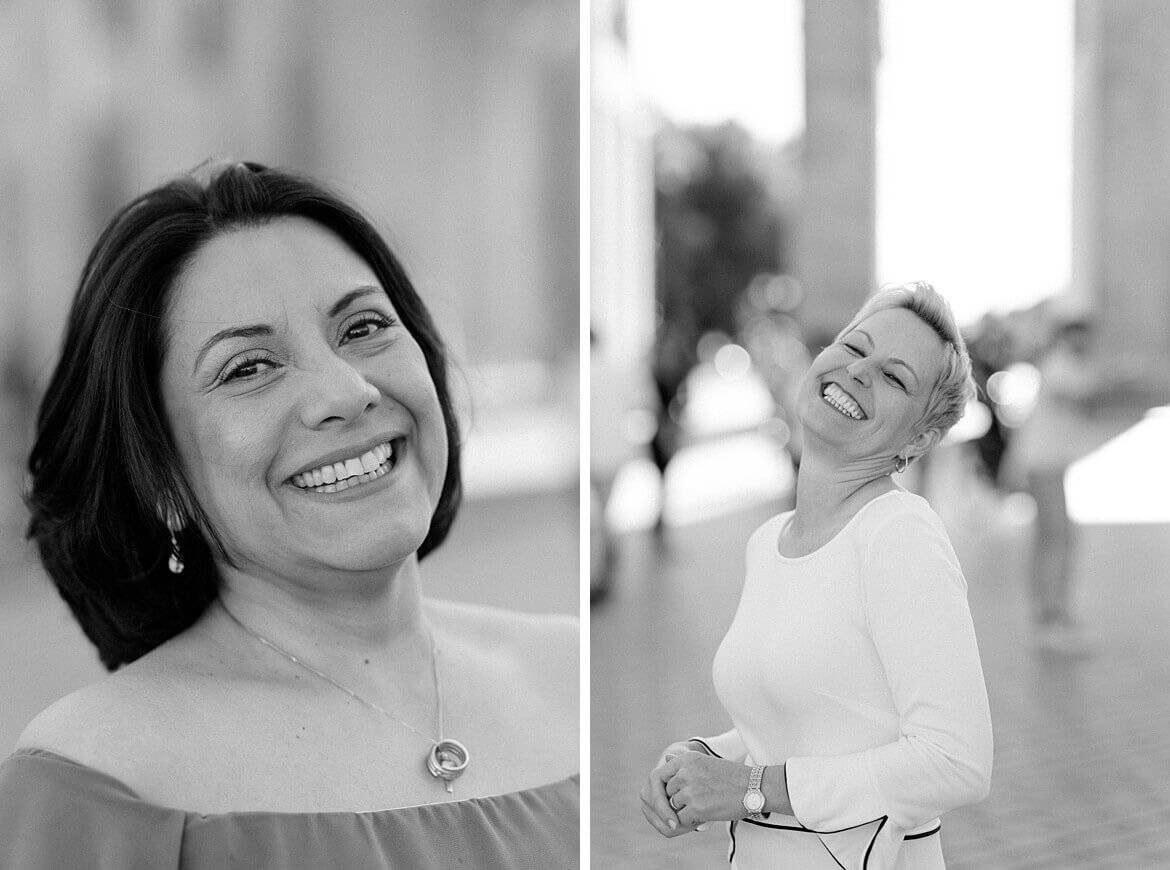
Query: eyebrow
850 329 920 387
193 324 274 374
192 286 386 374
326 285 385 318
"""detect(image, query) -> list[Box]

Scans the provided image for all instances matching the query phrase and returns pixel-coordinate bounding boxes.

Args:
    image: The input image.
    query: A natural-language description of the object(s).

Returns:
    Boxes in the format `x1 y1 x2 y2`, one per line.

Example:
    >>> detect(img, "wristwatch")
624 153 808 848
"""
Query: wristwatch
742 765 767 821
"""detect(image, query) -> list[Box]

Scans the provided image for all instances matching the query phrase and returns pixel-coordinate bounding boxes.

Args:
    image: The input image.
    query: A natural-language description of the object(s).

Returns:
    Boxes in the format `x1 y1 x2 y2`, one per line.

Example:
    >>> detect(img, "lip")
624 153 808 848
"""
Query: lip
285 432 404 483
821 379 869 420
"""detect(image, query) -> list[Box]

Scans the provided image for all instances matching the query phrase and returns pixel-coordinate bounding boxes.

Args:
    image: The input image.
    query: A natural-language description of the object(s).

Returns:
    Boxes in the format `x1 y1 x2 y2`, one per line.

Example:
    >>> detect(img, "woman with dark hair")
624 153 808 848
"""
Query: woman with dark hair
0 162 578 868
641 284 991 869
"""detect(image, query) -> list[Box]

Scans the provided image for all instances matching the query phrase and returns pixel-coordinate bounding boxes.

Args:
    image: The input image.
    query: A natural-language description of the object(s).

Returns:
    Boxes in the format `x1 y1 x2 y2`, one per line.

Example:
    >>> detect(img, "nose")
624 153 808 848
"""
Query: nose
845 357 874 386
299 355 381 428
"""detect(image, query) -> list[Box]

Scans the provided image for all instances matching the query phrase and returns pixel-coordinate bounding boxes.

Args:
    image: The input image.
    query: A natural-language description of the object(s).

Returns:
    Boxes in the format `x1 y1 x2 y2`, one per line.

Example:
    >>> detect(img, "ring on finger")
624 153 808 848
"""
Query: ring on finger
669 794 682 812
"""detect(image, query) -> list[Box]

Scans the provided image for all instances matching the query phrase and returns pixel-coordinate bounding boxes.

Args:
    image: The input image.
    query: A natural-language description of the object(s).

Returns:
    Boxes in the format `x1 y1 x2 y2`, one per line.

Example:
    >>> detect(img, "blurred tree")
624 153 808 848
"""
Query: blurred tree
647 121 796 484
654 121 790 344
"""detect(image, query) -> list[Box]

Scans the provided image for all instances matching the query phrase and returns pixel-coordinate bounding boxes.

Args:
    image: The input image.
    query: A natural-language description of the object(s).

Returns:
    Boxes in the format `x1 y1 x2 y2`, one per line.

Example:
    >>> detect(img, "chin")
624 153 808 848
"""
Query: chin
354 523 432 570
291 513 433 573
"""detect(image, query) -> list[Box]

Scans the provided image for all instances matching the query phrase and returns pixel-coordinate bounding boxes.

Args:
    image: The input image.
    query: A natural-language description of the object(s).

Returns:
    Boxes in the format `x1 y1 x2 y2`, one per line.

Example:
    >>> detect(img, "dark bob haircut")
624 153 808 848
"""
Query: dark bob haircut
26 161 462 671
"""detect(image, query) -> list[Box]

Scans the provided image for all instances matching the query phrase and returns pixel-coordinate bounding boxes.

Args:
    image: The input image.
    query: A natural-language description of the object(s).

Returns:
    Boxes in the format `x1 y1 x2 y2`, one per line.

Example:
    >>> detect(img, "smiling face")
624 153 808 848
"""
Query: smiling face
796 306 946 465
159 217 448 580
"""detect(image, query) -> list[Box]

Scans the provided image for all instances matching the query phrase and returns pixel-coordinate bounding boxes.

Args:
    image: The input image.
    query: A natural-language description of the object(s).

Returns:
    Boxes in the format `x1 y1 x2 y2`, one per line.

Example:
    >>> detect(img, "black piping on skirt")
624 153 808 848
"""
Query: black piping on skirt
698 739 939 868
728 815 941 868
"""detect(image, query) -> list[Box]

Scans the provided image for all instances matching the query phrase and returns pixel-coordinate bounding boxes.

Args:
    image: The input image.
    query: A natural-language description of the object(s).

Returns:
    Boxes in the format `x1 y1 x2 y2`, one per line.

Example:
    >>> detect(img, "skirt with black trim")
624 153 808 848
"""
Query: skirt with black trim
727 814 943 869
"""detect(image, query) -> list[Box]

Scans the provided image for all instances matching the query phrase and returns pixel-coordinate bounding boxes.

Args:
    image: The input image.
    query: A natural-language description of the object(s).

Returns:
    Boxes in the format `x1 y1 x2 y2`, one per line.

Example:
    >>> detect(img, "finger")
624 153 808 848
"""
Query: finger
647 772 680 826
641 798 680 837
641 804 691 839
641 782 678 831
655 755 684 782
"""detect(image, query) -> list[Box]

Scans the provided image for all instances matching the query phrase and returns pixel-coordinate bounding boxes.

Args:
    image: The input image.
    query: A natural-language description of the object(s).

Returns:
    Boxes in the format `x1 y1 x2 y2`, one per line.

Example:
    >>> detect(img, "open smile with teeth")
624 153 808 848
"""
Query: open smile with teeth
290 440 397 493
821 383 866 420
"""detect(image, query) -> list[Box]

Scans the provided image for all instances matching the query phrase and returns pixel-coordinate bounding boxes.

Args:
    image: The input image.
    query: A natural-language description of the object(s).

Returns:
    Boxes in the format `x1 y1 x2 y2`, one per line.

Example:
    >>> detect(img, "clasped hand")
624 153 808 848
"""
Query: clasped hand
640 744 750 838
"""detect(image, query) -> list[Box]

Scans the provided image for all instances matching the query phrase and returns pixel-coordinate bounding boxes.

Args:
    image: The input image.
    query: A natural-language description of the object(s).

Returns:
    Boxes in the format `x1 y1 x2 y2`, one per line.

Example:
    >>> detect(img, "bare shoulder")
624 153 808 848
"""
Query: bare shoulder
427 599 578 702
14 665 180 779
429 598 577 653
430 597 576 633
427 600 578 781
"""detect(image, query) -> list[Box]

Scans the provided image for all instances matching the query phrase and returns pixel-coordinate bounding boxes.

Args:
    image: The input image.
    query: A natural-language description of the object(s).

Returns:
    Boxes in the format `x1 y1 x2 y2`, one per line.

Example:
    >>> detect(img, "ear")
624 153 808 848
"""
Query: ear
904 428 941 464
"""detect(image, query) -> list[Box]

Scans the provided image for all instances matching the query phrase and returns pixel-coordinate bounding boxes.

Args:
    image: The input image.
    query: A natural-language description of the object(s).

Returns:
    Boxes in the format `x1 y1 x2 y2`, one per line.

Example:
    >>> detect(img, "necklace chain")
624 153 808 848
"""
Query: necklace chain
218 600 443 745
218 600 470 791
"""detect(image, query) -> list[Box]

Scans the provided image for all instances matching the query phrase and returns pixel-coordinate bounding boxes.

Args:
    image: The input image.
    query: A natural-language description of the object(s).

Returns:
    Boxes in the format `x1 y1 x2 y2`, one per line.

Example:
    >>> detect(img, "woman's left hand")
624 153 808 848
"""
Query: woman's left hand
658 750 752 829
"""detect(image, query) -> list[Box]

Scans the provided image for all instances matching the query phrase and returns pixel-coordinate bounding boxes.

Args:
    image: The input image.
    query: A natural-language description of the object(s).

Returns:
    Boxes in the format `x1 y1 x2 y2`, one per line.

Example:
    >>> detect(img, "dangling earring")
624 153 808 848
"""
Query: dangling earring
894 455 908 474
165 509 185 574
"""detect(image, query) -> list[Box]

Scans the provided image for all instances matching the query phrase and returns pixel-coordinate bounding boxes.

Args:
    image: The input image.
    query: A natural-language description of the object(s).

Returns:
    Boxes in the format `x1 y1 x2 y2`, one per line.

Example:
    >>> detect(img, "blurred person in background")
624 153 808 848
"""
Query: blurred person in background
0 163 578 869
1002 317 1135 655
648 318 696 533
641 283 992 870
964 315 1014 487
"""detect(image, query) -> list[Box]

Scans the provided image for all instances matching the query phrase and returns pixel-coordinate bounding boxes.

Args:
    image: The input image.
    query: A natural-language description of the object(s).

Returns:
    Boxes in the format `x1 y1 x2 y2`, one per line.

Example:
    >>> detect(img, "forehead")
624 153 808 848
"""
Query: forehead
849 307 946 378
167 216 380 325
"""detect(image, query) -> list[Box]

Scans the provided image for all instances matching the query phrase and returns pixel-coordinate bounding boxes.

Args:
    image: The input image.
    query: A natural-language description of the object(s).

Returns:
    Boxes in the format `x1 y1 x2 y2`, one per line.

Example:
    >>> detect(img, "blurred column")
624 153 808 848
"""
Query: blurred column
1072 0 1170 370
590 0 655 365
799 0 879 340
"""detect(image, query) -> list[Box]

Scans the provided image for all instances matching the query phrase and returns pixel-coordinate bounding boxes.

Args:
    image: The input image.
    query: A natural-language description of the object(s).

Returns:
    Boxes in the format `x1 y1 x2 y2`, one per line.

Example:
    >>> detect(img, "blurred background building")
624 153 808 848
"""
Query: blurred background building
592 1 1170 867
0 0 578 751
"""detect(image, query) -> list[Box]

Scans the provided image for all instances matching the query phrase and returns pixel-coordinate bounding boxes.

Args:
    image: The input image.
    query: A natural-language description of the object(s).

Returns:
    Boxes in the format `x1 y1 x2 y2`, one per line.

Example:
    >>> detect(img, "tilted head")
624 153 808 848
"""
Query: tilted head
798 281 975 471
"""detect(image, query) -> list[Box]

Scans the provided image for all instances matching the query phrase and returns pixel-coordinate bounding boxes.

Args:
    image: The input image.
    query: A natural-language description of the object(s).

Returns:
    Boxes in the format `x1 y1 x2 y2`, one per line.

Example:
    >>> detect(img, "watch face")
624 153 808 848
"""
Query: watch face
745 791 765 812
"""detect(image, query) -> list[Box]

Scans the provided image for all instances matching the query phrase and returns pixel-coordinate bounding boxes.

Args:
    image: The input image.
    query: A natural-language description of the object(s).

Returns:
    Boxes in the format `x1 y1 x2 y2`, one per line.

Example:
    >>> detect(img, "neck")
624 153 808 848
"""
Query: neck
213 556 431 673
791 443 896 534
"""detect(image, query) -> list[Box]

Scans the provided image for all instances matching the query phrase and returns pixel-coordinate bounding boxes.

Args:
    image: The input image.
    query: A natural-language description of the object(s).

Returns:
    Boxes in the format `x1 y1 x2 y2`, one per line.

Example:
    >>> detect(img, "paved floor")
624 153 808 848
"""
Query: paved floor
591 452 1170 869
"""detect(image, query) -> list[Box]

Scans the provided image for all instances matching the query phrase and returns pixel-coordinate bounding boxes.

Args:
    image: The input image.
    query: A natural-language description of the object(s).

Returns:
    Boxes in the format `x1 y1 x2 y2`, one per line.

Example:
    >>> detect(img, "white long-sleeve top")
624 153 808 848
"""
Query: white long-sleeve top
705 490 993 869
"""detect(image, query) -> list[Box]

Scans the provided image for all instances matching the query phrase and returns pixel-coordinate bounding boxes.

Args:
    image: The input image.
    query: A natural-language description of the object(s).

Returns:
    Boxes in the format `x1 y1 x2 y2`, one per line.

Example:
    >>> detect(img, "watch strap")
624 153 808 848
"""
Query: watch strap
743 764 767 821
748 765 765 791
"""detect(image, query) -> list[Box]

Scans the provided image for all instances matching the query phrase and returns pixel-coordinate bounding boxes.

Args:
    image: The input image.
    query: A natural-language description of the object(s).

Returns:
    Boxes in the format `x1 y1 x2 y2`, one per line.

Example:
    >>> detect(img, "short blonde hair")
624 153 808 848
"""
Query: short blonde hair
835 281 975 440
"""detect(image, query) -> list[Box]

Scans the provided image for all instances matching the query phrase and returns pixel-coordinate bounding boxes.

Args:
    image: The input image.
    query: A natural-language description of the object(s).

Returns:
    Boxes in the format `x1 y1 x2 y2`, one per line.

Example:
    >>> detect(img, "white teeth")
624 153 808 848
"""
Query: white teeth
823 383 863 419
292 442 395 491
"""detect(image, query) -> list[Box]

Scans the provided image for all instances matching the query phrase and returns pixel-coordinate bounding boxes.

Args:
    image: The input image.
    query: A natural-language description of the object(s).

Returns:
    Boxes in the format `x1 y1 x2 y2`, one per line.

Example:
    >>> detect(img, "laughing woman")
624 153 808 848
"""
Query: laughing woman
642 283 992 870
0 163 578 869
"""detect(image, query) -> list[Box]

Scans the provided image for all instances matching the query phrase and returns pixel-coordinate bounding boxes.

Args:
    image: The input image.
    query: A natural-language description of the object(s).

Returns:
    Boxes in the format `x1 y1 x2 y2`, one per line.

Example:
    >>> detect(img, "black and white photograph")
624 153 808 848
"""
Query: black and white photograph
5 1 1170 868
0 2 579 867
592 1 1170 868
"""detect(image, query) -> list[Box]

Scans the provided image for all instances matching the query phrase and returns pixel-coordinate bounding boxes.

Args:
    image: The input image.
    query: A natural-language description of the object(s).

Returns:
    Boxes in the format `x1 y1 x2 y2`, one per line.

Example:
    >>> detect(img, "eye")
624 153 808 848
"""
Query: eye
885 371 906 390
341 312 396 343
843 343 863 355
220 352 278 384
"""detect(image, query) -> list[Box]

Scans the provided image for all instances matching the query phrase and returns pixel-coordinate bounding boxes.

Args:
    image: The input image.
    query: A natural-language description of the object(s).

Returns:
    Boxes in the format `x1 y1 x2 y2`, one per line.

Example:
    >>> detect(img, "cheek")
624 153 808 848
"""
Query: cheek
796 366 821 402
884 393 923 436
169 402 275 507
412 371 449 489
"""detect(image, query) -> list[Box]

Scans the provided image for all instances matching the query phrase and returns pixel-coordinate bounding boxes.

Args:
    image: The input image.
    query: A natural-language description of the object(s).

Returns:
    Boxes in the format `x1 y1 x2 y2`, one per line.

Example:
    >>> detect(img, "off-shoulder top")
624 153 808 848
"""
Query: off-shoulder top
0 749 579 869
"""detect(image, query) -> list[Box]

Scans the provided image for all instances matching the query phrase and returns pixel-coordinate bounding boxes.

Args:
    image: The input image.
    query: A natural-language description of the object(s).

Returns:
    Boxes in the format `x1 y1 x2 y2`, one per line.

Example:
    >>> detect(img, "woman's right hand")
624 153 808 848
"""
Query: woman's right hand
641 741 714 837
